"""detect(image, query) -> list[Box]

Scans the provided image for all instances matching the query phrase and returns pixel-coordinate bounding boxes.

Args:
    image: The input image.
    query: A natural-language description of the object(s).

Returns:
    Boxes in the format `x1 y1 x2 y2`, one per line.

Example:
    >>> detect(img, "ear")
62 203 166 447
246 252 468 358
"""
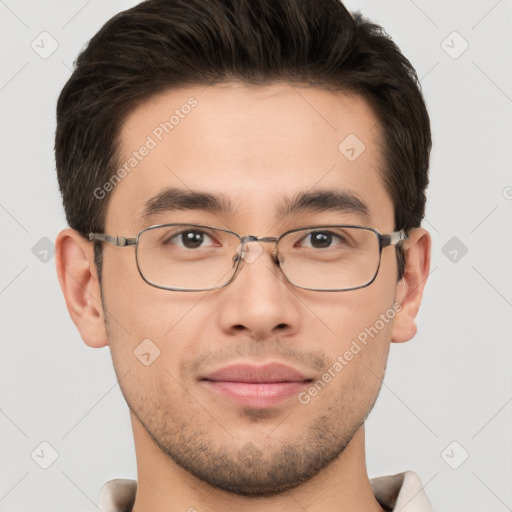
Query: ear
55 228 108 348
391 227 431 343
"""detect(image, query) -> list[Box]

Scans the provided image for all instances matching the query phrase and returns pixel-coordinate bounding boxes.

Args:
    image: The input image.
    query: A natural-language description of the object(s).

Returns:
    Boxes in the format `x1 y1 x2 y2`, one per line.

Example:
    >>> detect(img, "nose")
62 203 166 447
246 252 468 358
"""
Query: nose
216 239 302 339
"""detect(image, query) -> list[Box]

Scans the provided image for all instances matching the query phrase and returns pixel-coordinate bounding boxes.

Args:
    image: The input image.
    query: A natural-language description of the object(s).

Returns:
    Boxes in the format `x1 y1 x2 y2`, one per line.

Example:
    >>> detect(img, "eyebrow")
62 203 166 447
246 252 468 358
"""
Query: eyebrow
139 188 235 224
138 186 370 224
277 189 369 219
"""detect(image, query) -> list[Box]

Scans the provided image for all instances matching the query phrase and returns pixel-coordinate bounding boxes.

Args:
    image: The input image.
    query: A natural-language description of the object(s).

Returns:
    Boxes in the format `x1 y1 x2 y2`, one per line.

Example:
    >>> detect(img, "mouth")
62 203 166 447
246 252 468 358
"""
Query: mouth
200 363 314 408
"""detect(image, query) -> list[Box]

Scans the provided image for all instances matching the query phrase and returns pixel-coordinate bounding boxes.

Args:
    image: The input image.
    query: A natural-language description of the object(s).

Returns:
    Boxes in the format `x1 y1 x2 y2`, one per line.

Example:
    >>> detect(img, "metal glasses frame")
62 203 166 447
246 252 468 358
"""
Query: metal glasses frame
89 223 407 292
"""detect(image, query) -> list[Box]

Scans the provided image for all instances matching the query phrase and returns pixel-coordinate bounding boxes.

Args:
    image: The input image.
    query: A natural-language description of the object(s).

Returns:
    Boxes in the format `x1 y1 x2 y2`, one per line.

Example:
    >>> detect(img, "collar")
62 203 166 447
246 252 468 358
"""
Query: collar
370 471 433 511
98 471 432 512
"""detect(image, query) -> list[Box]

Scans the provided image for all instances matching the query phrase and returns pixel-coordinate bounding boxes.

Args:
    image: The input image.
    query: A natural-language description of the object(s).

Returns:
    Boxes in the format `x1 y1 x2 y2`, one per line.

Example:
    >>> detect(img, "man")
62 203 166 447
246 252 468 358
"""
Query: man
54 0 432 510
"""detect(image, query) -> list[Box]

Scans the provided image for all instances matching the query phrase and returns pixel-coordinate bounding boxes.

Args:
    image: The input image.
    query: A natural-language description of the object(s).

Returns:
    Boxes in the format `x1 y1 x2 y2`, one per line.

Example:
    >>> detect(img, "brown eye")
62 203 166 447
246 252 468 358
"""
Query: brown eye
164 230 217 249
298 231 345 249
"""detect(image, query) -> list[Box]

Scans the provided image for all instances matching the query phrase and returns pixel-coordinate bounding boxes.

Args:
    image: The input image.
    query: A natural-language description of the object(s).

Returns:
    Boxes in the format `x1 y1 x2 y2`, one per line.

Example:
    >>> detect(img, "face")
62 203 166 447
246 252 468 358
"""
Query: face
101 83 400 495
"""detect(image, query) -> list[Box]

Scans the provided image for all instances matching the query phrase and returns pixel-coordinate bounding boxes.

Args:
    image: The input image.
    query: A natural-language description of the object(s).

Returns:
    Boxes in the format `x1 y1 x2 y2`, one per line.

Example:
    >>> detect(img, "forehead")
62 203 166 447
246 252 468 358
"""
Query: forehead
105 82 393 233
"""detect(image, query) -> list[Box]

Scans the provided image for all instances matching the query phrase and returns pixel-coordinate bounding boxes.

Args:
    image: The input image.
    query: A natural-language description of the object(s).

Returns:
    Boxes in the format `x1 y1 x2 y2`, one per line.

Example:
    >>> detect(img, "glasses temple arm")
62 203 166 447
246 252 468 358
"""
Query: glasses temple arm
380 230 407 248
88 233 137 247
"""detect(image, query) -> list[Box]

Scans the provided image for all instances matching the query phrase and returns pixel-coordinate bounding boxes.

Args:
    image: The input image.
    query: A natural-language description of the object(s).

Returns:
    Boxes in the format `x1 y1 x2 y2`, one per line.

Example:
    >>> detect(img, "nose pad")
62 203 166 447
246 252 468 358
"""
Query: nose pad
235 240 264 264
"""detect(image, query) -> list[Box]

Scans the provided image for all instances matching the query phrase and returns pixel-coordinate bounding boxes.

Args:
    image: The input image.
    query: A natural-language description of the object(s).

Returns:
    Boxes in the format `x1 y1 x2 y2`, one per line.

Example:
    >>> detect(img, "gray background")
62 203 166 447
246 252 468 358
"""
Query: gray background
1 0 511 510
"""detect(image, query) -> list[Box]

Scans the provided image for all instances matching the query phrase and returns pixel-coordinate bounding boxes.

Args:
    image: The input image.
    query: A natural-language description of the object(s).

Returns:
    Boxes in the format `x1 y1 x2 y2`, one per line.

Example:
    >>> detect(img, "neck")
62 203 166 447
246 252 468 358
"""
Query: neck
130 414 385 512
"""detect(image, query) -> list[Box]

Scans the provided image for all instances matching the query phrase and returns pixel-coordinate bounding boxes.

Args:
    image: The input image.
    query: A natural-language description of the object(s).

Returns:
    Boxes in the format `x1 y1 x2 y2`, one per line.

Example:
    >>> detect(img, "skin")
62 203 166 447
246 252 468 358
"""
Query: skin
56 82 431 512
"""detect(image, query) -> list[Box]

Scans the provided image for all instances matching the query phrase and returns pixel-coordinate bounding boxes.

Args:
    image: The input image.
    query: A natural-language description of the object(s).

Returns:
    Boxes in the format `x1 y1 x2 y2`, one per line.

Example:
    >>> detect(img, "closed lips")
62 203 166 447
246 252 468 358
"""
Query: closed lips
201 363 313 383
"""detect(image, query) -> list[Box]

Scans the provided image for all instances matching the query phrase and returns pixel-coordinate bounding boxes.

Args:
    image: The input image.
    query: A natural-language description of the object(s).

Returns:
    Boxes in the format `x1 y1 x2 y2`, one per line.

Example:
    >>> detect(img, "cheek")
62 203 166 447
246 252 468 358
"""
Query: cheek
306 309 394 420
312 271 397 347
101 252 211 385
101 249 197 338
308 267 398 391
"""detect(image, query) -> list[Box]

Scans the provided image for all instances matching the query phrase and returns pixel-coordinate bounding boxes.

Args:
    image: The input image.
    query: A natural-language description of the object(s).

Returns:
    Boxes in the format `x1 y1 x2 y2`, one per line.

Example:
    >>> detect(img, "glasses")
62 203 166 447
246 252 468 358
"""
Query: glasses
89 223 406 292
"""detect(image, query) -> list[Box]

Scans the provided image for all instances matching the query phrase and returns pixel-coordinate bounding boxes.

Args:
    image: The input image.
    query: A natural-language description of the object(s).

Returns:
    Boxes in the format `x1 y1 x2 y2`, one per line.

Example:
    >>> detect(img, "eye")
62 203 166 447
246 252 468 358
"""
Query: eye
298 230 347 249
165 229 218 249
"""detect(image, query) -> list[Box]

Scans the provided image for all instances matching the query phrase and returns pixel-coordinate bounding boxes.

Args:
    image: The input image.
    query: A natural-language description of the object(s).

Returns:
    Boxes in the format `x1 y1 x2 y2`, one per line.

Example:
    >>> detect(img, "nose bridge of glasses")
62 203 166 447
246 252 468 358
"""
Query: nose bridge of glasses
235 235 279 265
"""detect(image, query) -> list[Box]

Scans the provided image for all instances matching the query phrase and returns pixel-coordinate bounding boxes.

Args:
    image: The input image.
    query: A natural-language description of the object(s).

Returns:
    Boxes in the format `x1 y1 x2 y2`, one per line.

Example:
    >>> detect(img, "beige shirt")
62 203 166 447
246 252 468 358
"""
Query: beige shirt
97 471 433 511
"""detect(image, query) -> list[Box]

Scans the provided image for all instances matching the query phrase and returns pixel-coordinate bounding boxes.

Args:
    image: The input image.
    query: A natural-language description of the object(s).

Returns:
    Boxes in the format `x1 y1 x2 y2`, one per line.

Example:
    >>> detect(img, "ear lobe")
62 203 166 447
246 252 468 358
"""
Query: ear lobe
55 228 108 348
391 227 431 344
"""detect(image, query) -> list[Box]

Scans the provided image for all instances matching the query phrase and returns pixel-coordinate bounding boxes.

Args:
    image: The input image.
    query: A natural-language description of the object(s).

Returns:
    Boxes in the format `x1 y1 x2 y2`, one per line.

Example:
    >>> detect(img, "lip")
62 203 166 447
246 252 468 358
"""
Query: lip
200 363 313 408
